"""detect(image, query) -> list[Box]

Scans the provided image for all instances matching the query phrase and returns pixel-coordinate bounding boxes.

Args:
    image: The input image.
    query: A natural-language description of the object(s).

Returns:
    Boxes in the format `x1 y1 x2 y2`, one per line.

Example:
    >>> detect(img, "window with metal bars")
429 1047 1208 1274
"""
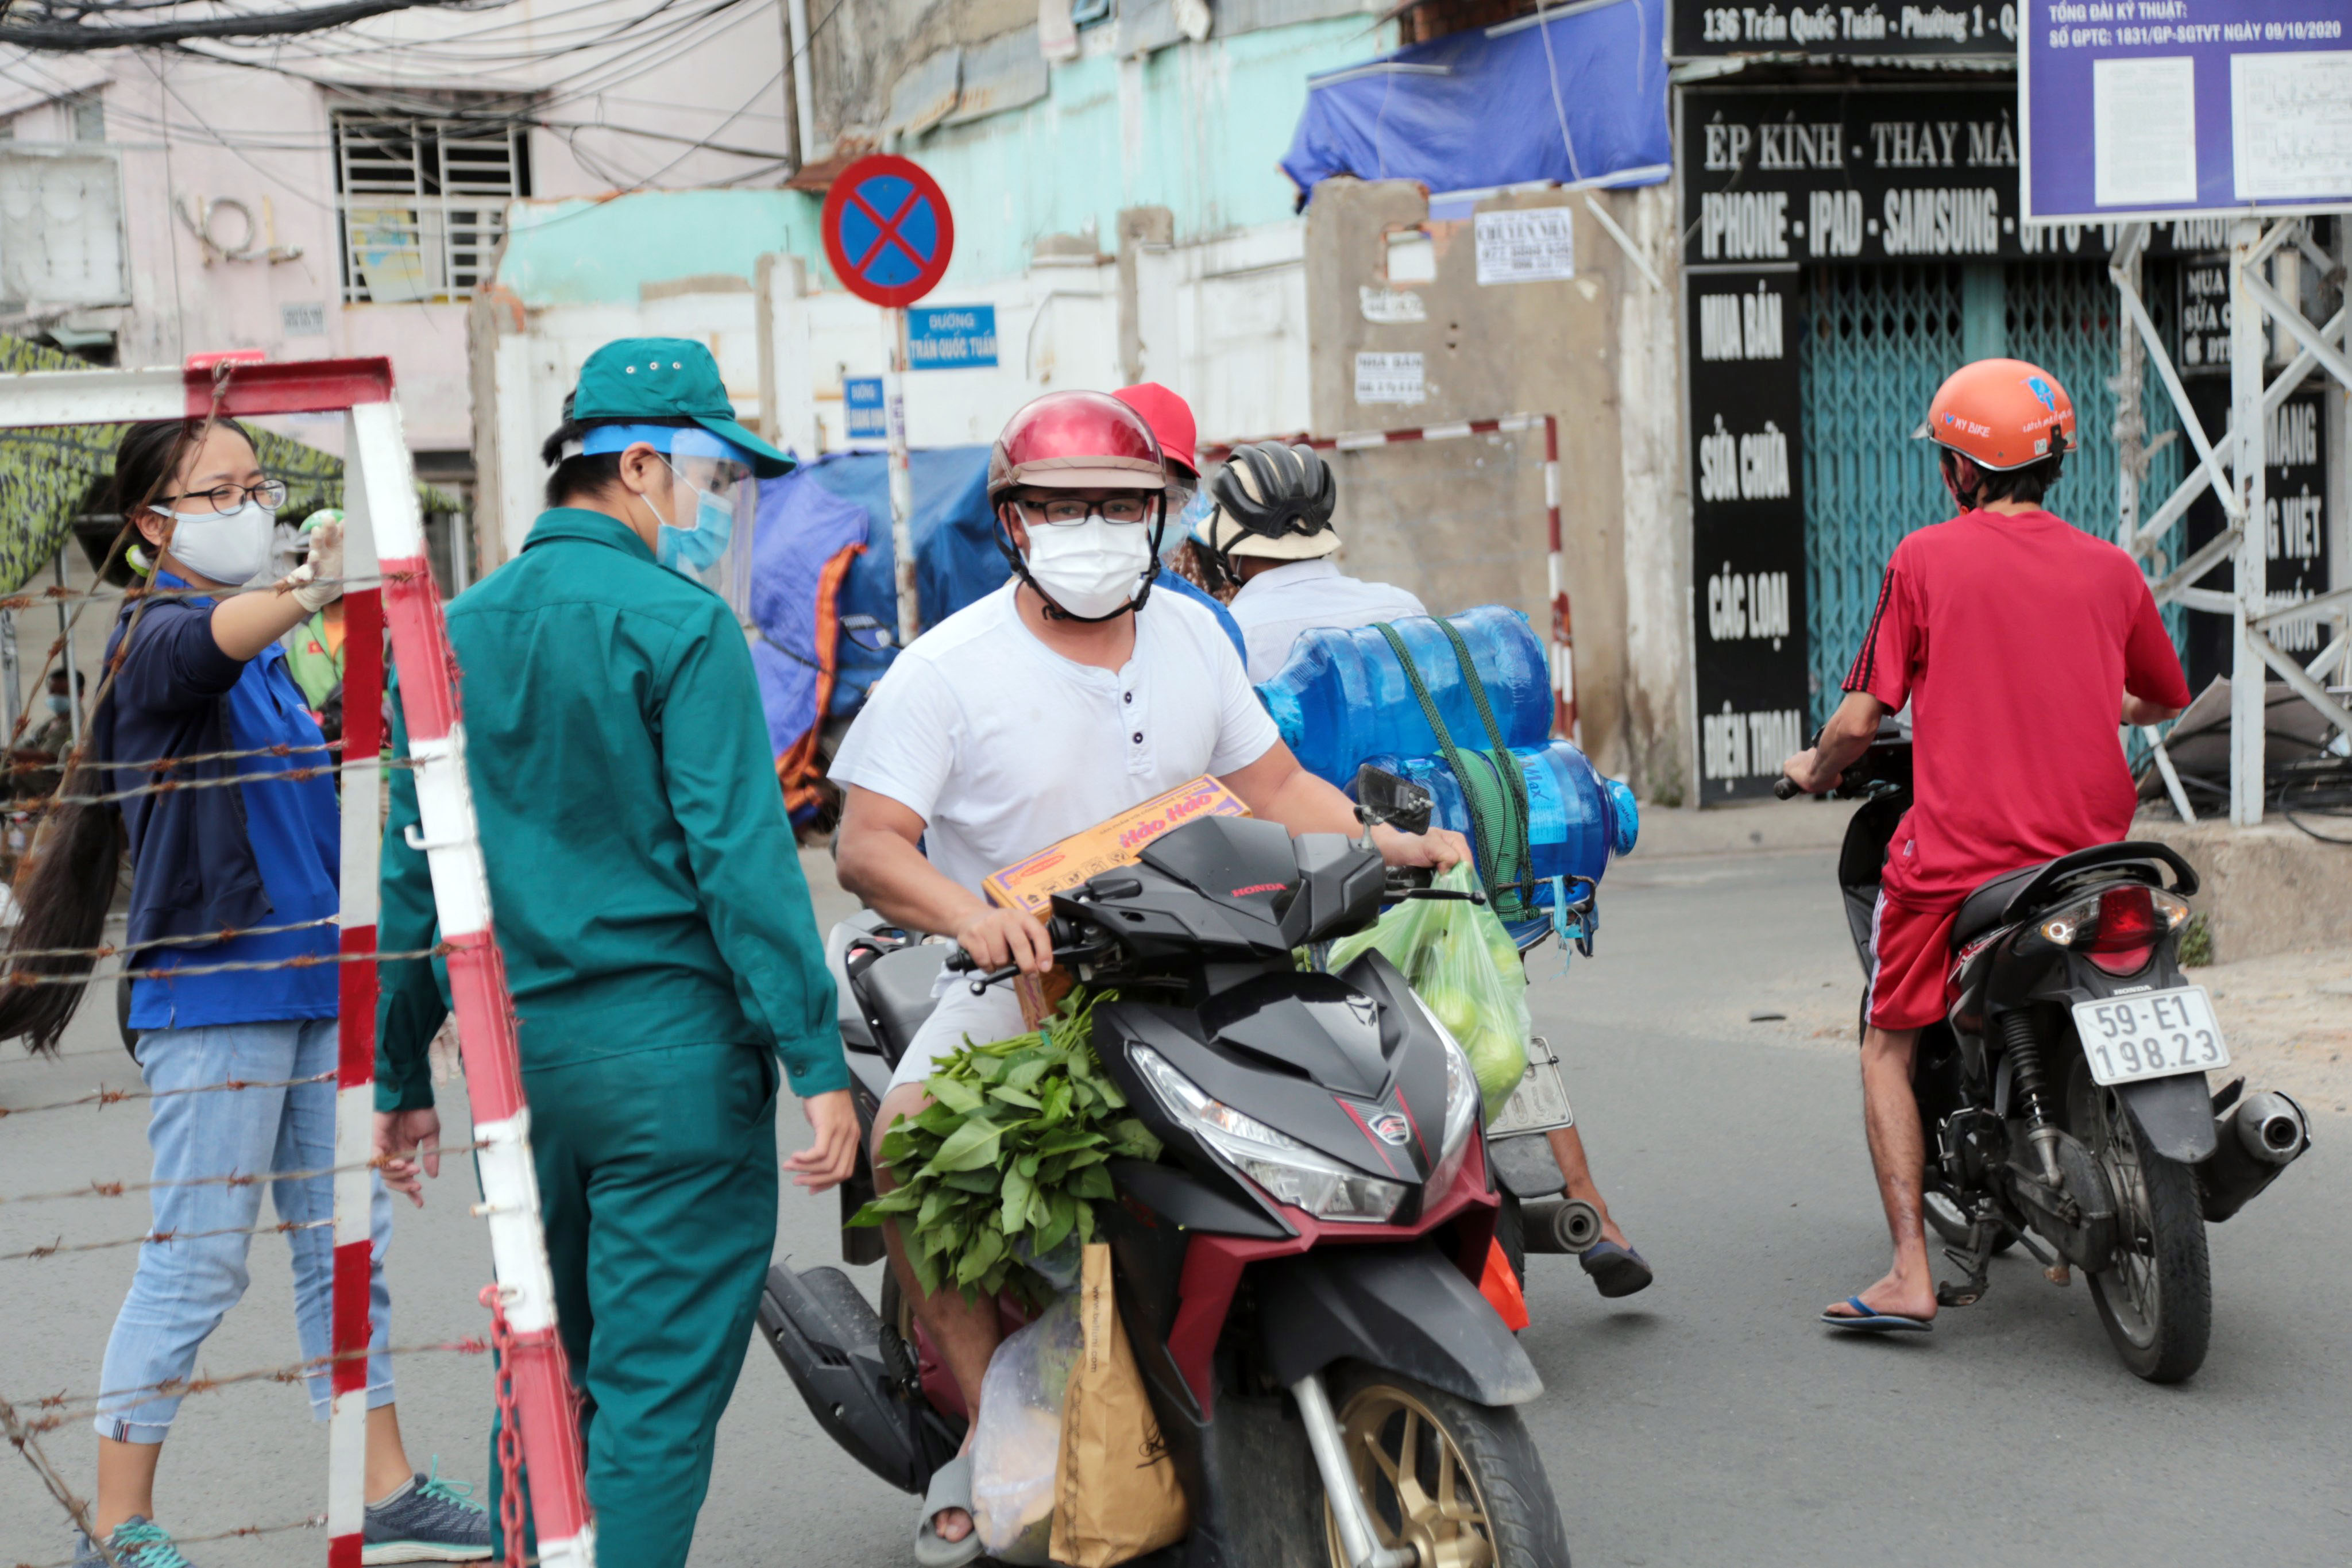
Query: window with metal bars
331 107 531 306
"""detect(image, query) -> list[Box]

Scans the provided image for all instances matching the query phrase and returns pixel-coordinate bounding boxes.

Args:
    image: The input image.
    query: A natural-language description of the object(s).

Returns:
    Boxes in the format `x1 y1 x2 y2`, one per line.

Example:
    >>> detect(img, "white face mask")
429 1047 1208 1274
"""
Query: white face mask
1022 514 1156 619
156 500 278 586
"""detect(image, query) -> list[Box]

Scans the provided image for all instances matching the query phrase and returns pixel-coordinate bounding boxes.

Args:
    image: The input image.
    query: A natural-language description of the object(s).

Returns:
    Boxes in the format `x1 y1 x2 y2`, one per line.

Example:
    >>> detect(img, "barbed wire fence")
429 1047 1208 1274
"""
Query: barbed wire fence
0 358 593 1567
0 744 498 1565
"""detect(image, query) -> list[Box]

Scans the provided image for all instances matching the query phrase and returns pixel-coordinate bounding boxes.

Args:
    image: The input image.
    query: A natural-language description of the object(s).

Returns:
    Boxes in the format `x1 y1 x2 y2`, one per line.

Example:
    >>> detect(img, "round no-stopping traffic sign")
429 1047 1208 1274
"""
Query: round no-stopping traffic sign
821 154 955 309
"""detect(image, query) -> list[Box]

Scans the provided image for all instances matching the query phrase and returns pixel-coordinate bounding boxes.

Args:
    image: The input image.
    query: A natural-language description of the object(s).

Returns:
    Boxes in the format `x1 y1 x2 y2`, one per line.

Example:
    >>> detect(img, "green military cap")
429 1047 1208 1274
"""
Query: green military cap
573 337 795 478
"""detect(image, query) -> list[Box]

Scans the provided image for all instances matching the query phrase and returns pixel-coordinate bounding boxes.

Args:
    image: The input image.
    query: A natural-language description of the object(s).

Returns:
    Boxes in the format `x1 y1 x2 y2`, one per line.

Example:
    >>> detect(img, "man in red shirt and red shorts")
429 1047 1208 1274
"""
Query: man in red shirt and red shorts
1782 358 2192 1332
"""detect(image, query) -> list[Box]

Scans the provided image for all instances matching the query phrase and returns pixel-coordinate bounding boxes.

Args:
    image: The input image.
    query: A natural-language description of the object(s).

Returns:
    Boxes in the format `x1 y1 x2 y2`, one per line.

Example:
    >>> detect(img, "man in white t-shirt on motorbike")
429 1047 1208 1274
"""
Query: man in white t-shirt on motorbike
828 391 1468 1565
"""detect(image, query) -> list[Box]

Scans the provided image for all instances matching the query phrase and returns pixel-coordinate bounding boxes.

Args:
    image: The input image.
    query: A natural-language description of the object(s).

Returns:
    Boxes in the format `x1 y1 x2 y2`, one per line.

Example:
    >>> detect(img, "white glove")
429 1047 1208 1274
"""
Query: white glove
287 519 345 613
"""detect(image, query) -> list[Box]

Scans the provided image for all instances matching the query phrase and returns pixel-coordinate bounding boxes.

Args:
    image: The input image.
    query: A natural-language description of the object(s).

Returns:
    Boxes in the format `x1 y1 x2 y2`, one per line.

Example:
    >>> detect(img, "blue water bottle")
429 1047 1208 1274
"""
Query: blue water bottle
1258 606 1553 786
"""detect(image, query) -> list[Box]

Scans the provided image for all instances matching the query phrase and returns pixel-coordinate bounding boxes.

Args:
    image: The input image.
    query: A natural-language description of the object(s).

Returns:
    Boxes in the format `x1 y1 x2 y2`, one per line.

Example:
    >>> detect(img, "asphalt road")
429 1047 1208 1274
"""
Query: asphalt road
3 845 2345 1567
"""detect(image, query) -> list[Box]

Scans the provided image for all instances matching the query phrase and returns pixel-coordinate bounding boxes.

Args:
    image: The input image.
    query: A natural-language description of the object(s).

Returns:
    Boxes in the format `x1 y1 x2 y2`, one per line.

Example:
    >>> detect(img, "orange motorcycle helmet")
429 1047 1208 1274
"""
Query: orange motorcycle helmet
1917 357 2076 473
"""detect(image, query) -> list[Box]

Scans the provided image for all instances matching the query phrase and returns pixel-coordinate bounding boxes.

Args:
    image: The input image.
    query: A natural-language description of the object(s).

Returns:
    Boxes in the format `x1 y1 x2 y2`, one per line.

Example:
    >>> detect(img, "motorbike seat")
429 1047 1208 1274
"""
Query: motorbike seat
854 944 948 1070
1948 840 2199 951
1951 863 2050 948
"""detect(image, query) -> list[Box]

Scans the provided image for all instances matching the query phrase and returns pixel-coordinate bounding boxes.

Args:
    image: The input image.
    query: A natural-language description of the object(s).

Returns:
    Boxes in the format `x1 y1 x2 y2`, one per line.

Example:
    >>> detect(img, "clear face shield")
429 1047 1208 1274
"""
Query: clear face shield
582 424 763 618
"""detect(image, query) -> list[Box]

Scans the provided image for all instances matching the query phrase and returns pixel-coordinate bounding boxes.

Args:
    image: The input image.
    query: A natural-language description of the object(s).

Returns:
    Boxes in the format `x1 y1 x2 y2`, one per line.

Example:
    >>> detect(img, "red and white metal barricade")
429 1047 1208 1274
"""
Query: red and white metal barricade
0 357 595 1567
1203 413 1576 741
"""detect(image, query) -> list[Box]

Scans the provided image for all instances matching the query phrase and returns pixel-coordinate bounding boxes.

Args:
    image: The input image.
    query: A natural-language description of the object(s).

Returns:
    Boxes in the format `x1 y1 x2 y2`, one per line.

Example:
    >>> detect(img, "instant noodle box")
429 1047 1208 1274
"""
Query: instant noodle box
984 776 1249 1025
982 775 1250 918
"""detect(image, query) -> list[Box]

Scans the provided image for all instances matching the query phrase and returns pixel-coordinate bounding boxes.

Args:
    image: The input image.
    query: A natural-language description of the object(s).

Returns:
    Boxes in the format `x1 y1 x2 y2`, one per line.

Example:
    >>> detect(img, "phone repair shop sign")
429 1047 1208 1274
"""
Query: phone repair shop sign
907 305 999 369
844 376 887 438
1687 269 1811 805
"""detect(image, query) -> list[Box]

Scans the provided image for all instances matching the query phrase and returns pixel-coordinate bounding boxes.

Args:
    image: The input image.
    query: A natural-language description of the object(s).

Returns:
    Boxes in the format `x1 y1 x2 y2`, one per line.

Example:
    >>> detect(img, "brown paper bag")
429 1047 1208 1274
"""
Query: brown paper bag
1050 1243 1189 1567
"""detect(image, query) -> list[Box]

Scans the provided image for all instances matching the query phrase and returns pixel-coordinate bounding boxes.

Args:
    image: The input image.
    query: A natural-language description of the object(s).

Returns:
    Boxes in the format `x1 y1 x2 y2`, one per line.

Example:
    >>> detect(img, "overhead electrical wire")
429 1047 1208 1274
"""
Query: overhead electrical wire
0 0 482 51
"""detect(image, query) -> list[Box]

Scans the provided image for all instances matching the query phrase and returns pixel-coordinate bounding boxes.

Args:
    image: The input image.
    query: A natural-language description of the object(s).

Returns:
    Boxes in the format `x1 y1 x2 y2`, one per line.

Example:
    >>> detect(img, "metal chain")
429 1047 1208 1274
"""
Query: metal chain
481 1285 530 1568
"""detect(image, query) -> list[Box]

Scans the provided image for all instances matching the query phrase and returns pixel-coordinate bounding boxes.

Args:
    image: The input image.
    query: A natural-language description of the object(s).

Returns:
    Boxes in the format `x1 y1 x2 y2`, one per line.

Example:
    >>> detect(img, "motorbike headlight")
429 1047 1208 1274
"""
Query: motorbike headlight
1131 1045 1406 1224
1410 990 1482 1200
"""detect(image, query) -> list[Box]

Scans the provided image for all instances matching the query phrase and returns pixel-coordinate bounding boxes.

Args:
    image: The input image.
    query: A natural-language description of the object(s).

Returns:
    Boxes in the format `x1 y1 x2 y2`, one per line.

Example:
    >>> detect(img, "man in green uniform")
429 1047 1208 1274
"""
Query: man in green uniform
373 338 855 1567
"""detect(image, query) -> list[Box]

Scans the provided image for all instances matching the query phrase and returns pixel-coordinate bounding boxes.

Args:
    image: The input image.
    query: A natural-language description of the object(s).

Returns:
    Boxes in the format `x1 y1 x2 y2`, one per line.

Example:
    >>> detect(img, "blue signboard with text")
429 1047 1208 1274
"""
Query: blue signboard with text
2021 0 2352 222
844 376 886 439
907 306 999 370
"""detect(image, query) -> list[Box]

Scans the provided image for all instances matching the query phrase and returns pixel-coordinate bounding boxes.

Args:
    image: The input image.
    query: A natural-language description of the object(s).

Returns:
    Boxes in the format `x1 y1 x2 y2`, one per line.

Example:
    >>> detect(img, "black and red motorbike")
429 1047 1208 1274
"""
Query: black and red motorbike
762 768 1571 1566
1780 724 2311 1381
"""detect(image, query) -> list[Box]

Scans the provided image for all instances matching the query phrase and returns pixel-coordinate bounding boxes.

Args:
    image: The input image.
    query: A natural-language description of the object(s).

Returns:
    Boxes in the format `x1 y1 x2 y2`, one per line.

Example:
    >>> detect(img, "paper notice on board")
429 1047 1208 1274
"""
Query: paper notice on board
1354 352 1426 405
1474 208 1576 284
1358 285 1427 323
2233 51 2352 200
2092 56 2197 207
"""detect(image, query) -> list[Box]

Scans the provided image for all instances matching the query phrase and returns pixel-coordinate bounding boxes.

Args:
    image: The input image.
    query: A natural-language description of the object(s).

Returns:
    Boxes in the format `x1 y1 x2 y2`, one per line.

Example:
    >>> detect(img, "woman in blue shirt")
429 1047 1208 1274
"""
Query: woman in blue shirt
0 419 486 1568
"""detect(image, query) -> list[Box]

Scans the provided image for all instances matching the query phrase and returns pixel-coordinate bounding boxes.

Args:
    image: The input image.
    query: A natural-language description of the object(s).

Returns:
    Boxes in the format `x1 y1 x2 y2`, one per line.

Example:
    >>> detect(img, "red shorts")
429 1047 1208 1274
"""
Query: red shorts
1867 893 1961 1031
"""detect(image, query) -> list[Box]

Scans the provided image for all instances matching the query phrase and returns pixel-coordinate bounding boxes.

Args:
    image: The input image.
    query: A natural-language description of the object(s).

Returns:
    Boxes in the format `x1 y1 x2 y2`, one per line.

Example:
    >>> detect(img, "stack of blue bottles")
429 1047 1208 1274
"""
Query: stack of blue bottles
1257 605 1552 787
1363 740 1640 906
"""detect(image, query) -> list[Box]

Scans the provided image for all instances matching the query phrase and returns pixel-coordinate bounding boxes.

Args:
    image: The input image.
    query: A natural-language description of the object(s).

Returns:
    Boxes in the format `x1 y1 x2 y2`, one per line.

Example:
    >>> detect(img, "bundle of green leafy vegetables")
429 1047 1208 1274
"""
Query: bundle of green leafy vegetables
852 990 1161 1303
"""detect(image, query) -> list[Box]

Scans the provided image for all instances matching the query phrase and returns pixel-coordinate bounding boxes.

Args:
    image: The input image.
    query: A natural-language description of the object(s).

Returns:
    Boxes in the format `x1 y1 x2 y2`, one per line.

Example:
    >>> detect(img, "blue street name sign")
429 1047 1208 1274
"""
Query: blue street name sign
907 305 999 369
844 376 886 438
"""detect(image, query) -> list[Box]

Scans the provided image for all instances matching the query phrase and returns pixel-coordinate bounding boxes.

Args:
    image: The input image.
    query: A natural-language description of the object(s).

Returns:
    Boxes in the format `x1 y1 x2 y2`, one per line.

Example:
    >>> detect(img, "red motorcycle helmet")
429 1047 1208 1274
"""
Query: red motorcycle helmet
986 391 1165 505
1918 357 2077 471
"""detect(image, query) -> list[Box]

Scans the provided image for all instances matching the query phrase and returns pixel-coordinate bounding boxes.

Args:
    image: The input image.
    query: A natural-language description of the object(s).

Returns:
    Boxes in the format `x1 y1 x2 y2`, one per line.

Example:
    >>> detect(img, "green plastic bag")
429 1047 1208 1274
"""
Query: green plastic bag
1326 862 1530 1119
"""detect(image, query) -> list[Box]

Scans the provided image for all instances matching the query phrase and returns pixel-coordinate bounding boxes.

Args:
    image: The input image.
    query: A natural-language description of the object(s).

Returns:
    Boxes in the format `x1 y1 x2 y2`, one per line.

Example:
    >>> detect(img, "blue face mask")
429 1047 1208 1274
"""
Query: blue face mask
655 466 735 578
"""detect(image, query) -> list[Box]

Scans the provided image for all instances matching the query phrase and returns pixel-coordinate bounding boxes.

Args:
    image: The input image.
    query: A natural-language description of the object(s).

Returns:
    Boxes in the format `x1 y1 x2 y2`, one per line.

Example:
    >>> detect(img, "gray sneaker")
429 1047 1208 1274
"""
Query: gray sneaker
362 1462 492 1564
71 1517 192 1568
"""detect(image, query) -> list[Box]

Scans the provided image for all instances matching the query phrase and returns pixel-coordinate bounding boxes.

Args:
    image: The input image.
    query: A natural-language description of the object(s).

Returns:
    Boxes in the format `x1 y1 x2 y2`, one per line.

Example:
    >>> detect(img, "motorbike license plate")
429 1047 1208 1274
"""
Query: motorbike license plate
1484 1035 1574 1137
2072 987 2230 1087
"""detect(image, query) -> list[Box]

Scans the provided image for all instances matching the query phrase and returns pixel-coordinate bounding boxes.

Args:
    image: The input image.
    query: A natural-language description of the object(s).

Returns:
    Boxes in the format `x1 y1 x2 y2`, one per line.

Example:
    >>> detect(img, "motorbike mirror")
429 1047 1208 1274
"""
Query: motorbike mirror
1353 765 1434 838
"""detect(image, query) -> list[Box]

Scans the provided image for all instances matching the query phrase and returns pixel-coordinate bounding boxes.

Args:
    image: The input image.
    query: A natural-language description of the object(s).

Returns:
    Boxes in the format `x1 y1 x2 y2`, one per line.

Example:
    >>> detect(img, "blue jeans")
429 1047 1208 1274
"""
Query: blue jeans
96 1018 397 1443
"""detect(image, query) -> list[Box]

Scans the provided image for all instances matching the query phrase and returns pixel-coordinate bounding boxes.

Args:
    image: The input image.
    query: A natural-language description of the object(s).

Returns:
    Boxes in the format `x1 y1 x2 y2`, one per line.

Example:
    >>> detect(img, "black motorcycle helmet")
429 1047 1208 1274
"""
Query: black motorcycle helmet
1198 441 1337 592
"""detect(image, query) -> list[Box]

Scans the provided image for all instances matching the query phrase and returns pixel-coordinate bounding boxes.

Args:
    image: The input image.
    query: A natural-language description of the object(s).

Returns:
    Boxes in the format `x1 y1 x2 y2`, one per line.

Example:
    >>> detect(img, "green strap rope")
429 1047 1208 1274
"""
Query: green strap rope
1371 621 1538 921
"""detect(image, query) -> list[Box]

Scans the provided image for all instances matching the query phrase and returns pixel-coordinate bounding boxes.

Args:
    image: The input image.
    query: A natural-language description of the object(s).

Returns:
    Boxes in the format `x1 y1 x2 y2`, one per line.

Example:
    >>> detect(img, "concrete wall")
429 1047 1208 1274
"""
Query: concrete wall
2139 819 2352 966
852 17 1388 288
1301 177 1689 786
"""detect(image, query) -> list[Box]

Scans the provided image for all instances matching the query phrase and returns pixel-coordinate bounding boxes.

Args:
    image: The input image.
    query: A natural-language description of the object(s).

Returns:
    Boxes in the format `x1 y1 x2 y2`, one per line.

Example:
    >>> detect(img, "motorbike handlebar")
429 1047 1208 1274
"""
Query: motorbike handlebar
1773 775 1805 801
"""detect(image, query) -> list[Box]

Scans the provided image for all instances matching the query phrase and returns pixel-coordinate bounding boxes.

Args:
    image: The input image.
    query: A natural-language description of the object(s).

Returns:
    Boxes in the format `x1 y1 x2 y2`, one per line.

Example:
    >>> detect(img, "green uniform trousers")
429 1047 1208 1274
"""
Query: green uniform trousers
489 1041 779 1568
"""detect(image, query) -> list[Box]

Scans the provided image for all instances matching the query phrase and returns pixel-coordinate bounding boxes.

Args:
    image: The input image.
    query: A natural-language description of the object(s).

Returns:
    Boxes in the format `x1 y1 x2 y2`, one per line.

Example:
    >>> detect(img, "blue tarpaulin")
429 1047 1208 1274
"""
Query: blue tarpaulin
1280 0 1669 208
770 447 1008 721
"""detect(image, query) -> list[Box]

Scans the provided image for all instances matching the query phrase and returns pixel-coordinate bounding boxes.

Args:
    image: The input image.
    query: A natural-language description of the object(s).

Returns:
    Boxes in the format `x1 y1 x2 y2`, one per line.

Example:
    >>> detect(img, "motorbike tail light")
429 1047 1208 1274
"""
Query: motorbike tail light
2037 885 2188 956
2086 886 2157 952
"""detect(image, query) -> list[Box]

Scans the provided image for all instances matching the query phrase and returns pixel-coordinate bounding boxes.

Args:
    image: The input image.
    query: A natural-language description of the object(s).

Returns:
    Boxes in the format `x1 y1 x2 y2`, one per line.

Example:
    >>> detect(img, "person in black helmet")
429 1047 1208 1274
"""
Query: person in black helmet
1200 441 1430 682
1204 441 1656 1298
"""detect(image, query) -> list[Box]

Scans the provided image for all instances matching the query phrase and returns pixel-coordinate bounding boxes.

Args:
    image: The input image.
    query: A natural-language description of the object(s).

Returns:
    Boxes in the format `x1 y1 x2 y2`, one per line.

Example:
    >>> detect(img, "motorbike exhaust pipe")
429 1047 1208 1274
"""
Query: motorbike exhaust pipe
2197 1089 2311 1224
1517 1198 1604 1255
2236 1090 2309 1165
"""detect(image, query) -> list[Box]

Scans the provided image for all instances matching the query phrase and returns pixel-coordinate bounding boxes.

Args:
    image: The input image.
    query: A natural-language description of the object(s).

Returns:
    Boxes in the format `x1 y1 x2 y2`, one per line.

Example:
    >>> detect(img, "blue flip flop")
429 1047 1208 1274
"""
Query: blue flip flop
1820 1295 1932 1333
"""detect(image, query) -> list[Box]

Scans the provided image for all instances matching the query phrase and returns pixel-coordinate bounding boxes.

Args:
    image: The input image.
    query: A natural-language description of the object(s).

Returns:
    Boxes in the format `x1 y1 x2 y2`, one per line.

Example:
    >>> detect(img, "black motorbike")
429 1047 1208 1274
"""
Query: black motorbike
762 768 1573 1566
1780 725 2311 1381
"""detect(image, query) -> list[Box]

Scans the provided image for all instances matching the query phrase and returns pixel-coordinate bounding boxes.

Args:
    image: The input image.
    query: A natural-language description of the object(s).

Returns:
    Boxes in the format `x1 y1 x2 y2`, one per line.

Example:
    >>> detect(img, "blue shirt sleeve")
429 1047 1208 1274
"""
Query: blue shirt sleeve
1156 571 1249 665
113 598 248 711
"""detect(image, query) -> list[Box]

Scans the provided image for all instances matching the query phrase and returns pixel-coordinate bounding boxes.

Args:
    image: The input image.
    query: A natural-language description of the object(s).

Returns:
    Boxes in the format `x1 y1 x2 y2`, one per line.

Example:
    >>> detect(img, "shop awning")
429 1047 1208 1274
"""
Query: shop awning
1280 0 1671 207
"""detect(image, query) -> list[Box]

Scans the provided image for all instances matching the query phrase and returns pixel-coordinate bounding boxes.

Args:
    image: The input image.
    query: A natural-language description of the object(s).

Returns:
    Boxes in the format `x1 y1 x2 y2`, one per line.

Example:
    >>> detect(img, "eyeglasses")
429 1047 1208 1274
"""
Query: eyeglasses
163 478 289 513
1018 496 1152 527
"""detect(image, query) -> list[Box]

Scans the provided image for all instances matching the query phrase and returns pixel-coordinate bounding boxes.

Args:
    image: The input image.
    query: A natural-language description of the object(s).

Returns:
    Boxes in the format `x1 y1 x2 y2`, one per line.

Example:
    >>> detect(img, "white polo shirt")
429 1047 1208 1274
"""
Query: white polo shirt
828 581 1281 894
1228 559 1430 682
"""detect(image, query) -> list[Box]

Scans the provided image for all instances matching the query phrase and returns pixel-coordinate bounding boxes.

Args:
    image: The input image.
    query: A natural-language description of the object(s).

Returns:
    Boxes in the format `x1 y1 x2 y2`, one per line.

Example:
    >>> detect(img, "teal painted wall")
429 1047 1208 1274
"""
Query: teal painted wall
496 16 1391 306
498 191 823 306
906 16 1392 284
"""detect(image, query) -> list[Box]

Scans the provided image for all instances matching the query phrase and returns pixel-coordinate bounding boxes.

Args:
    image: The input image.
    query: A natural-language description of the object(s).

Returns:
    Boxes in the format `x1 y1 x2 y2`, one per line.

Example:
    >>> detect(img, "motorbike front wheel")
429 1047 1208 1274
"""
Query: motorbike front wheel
2069 1057 2212 1383
1322 1363 1570 1568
